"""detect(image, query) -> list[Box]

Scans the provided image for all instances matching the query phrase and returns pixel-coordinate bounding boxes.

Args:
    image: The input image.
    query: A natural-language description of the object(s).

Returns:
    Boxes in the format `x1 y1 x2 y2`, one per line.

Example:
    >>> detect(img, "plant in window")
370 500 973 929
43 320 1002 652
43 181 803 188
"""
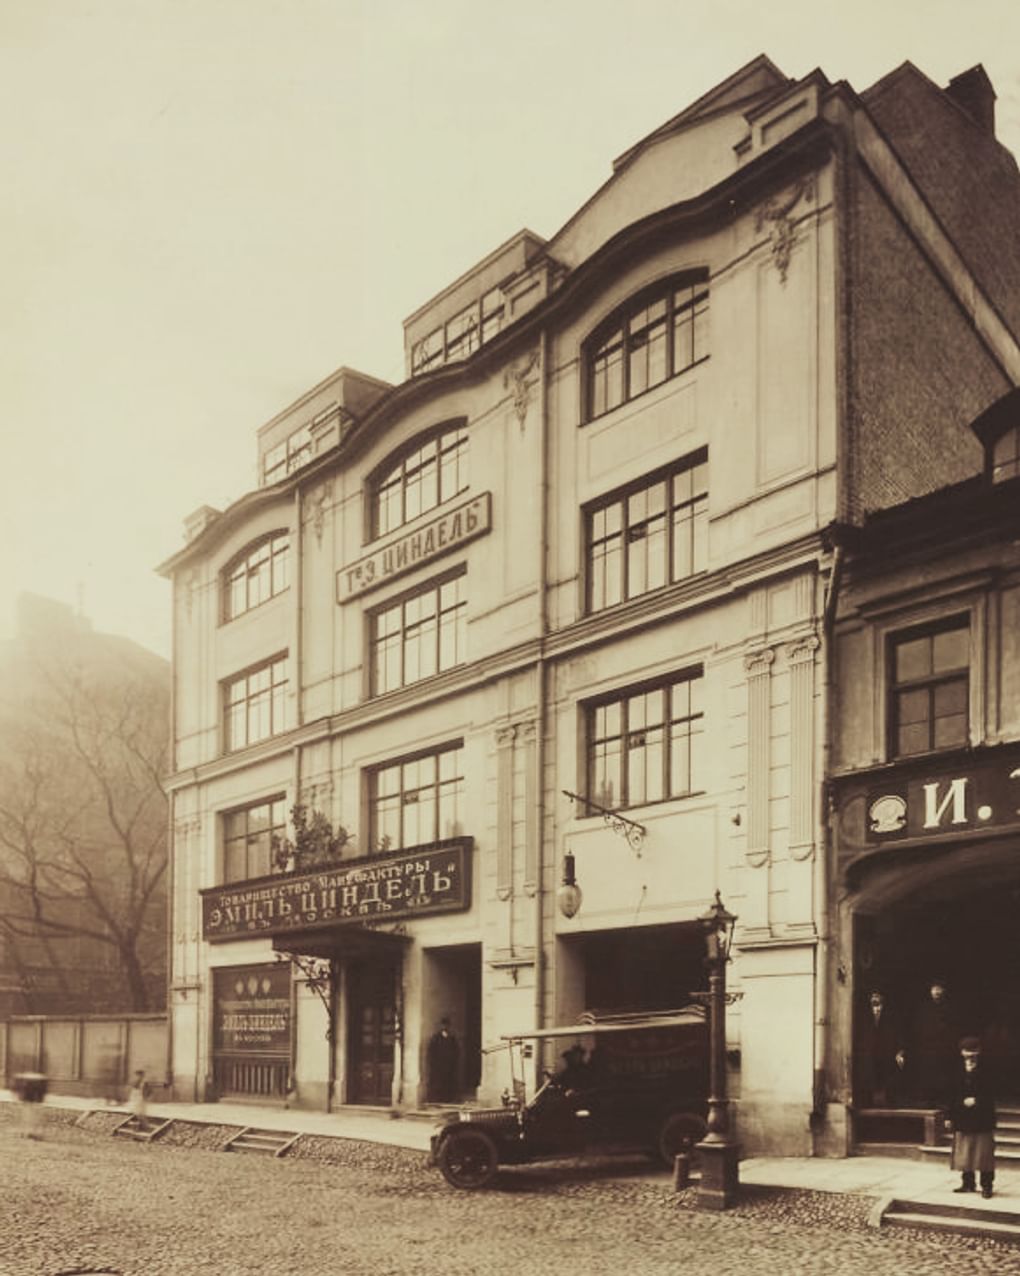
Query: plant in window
272 804 354 873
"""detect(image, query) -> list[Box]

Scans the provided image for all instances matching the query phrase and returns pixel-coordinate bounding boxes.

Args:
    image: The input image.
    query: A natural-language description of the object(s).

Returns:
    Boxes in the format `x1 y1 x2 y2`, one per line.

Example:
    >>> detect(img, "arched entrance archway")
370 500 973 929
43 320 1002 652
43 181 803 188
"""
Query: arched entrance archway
845 841 1020 1131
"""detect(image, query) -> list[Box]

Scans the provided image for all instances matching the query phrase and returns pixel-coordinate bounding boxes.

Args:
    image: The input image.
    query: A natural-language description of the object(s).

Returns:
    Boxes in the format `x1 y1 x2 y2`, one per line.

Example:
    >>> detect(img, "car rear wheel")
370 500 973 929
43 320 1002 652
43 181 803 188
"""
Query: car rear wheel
437 1128 500 1189
658 1111 707 1170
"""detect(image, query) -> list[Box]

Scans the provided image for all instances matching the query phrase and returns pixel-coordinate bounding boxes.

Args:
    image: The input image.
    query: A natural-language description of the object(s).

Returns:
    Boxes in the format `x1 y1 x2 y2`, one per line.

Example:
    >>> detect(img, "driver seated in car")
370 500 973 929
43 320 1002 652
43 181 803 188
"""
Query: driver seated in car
558 1043 591 1093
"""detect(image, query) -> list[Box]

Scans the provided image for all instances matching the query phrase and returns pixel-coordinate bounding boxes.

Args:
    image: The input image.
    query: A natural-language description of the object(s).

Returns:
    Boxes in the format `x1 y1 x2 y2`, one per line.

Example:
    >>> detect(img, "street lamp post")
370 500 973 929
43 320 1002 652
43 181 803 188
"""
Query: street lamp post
696 890 740 1210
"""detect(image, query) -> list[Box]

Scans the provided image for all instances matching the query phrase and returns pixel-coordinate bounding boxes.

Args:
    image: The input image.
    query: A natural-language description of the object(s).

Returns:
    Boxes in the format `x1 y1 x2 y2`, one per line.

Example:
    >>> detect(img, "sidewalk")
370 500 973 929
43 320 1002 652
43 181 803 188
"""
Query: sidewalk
8 1089 1020 1221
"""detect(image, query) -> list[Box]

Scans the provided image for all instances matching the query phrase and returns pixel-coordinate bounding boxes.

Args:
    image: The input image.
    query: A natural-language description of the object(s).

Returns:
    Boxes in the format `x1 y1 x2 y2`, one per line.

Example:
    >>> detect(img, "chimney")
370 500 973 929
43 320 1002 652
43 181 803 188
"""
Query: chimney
945 65 996 137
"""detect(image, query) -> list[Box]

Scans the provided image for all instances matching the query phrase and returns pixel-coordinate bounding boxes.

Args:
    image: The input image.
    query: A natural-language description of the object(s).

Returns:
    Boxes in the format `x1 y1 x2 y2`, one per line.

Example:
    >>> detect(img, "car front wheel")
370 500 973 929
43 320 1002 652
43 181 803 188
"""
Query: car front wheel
658 1111 707 1169
437 1128 500 1189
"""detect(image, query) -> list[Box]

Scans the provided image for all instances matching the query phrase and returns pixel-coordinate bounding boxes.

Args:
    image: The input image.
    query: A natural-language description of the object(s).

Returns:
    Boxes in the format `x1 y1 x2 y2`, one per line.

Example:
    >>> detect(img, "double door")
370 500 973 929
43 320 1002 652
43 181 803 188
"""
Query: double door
347 965 397 1106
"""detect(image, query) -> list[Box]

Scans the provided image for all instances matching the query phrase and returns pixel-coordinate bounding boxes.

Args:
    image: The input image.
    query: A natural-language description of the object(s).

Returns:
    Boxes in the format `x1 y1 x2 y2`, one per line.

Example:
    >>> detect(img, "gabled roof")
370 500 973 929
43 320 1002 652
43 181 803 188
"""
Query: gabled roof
611 53 792 173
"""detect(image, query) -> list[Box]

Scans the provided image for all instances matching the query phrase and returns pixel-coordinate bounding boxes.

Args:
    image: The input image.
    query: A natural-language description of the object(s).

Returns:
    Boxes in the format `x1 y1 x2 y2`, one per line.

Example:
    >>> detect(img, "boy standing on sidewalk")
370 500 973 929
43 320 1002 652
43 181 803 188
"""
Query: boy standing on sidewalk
949 1037 996 1199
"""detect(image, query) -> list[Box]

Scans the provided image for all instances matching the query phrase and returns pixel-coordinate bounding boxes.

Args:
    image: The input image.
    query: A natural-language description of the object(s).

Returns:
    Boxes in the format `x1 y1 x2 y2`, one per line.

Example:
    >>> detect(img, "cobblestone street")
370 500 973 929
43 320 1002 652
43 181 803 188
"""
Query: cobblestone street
2 1109 1020 1276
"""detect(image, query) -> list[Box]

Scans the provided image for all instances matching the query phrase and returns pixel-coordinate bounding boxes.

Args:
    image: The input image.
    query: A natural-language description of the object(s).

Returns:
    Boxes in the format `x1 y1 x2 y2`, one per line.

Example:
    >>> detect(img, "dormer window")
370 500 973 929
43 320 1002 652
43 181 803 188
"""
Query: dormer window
370 421 469 540
223 533 290 622
585 274 709 421
410 288 505 374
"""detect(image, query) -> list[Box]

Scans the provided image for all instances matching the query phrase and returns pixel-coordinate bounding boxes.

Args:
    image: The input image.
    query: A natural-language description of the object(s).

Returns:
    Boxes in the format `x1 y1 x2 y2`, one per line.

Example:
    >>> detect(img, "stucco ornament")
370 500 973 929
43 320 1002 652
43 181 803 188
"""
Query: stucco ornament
308 480 332 547
755 176 816 284
503 348 541 433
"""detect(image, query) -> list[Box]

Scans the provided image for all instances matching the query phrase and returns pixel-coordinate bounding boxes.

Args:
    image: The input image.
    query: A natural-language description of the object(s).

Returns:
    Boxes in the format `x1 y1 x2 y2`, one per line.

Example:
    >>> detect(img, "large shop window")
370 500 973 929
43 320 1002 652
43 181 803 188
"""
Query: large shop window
223 796 287 882
888 617 969 758
223 655 288 752
222 532 290 622
369 742 465 852
587 450 708 612
586 275 709 420
370 572 466 696
370 421 469 540
587 669 704 811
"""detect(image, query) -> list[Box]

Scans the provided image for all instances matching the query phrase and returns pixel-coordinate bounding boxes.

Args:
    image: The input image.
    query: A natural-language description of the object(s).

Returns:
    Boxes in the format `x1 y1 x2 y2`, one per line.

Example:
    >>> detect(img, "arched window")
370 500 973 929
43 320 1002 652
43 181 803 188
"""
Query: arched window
585 274 709 421
369 421 469 540
222 532 290 622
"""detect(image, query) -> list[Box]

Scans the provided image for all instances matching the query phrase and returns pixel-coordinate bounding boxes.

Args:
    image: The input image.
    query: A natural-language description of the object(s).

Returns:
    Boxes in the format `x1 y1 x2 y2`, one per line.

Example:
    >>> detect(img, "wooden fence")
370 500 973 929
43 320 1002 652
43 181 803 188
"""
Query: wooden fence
1 1013 168 1101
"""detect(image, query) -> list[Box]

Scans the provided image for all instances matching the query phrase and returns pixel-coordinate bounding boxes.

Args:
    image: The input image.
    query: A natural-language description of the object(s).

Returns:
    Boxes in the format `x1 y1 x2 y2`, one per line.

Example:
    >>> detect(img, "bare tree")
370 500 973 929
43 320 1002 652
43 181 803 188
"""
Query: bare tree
0 659 168 1012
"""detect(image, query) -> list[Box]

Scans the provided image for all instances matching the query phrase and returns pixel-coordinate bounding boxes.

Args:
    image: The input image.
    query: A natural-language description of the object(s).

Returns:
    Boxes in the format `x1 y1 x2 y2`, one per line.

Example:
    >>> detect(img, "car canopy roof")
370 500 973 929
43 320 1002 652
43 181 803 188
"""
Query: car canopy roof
499 1006 706 1043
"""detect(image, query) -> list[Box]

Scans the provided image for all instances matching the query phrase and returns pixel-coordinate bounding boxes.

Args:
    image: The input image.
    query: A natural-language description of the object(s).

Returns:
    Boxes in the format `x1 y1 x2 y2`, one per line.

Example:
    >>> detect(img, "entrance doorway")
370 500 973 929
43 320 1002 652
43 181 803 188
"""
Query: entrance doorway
423 944 482 1103
574 922 707 1013
347 964 397 1106
851 851 1020 1112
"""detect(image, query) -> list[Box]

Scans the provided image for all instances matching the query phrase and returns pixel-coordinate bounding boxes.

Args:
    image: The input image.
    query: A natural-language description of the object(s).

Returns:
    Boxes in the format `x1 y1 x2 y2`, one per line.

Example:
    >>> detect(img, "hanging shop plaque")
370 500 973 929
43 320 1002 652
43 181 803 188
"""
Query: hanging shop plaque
201 838 472 943
337 492 491 601
212 963 291 1054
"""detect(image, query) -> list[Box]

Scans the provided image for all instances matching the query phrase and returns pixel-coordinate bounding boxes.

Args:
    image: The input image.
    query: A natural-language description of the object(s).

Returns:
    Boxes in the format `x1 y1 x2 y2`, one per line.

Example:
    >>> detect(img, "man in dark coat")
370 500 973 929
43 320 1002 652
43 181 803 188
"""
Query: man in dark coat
948 1036 997 1198
426 1017 460 1104
912 981 957 1106
856 990 906 1107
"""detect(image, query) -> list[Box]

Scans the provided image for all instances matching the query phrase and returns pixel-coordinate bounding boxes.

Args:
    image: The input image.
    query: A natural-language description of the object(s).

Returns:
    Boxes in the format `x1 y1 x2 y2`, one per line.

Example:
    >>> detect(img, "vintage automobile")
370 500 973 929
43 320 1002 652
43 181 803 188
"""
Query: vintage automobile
429 1007 709 1189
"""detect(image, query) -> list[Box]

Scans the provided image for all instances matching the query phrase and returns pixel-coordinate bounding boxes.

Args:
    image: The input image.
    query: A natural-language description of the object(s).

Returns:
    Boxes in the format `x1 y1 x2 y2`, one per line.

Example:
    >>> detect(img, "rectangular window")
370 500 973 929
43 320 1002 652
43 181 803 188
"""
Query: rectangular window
587 670 704 811
412 327 444 375
586 450 708 612
262 424 313 485
889 617 969 758
223 655 288 752
370 573 466 696
223 796 287 883
445 305 480 362
369 743 464 852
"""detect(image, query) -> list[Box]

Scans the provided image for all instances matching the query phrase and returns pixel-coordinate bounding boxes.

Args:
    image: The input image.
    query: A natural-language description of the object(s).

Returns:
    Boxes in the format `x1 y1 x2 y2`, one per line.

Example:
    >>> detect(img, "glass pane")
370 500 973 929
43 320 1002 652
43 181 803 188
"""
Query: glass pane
933 678 967 718
897 722 930 756
670 729 690 796
934 713 967 749
895 636 931 683
897 687 929 727
593 738 621 808
932 625 968 672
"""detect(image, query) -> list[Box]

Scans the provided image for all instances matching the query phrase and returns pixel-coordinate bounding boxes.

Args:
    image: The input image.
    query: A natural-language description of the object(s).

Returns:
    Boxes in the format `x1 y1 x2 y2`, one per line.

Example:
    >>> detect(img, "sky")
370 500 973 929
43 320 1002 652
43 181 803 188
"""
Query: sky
3 0 1020 658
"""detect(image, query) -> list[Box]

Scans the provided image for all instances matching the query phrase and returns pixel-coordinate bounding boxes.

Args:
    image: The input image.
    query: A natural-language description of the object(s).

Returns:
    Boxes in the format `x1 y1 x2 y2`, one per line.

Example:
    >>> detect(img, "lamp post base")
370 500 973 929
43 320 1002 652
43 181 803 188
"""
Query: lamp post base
696 1138 740 1210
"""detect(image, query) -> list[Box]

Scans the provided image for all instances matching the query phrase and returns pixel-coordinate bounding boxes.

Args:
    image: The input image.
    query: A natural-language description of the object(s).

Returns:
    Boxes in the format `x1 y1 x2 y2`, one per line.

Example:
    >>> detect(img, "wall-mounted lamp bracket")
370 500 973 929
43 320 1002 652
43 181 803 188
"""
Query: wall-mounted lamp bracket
561 790 646 853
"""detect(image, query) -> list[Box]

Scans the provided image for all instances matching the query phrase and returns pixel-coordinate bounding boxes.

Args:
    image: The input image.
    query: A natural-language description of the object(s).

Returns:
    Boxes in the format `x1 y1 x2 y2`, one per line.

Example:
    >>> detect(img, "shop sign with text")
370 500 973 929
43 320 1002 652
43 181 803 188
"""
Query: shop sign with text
337 493 491 602
835 744 1020 853
202 839 471 942
213 963 291 1054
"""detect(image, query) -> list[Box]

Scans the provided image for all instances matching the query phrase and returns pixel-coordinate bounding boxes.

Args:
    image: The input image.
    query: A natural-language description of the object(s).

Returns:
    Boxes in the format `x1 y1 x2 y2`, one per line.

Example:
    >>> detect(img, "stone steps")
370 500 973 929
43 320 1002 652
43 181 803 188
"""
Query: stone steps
880 1199 1020 1245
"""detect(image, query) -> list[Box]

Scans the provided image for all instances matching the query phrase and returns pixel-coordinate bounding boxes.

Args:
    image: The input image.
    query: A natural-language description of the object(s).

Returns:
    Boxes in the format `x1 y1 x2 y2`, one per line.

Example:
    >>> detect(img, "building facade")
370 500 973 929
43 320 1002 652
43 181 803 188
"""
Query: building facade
160 56 1020 1156
829 388 1020 1149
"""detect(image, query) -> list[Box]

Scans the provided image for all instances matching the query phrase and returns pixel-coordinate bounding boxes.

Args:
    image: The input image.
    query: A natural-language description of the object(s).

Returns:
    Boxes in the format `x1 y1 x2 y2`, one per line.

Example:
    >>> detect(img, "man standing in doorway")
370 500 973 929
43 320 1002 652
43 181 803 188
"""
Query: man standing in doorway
912 980 957 1107
426 1017 460 1104
857 989 906 1107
